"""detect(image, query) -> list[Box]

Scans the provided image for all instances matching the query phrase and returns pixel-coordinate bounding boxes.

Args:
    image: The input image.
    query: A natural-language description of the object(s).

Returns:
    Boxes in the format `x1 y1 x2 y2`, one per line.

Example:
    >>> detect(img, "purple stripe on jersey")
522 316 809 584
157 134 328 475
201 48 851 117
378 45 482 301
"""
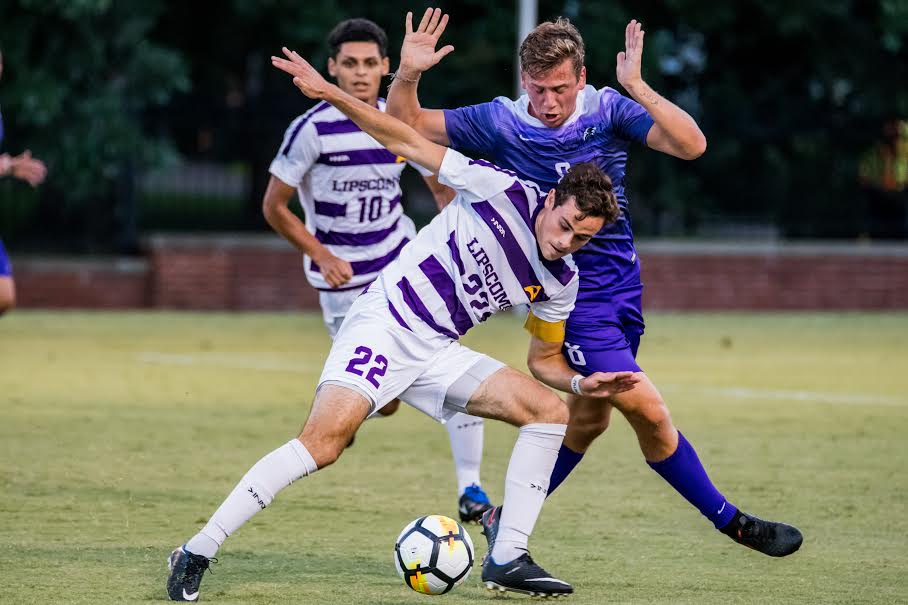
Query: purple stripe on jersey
316 148 401 166
388 193 402 212
397 276 459 340
314 200 347 217
282 102 331 155
506 184 576 287
506 182 533 228
314 119 361 136
472 200 549 303
469 158 519 178
387 300 412 331
311 237 410 276
316 218 400 246
541 254 576 286
447 231 465 275
419 255 474 335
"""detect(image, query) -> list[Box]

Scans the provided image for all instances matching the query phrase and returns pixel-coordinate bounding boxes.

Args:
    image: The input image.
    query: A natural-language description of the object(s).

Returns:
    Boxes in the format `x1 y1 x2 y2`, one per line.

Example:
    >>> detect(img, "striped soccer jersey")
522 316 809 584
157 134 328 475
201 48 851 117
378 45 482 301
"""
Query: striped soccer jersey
375 148 579 342
269 99 430 291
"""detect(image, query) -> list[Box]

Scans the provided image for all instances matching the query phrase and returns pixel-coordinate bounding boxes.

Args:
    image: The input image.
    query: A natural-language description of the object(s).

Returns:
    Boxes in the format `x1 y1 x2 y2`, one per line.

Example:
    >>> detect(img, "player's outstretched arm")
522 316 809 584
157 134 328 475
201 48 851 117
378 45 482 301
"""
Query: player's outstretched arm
617 20 707 160
272 48 447 174
386 8 453 145
525 313 640 397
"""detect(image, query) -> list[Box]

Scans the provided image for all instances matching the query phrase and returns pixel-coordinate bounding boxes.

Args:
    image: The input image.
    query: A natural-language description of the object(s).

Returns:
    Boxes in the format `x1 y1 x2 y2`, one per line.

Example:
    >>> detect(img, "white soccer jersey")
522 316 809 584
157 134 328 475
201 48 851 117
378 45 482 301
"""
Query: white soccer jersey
376 148 579 342
269 99 430 291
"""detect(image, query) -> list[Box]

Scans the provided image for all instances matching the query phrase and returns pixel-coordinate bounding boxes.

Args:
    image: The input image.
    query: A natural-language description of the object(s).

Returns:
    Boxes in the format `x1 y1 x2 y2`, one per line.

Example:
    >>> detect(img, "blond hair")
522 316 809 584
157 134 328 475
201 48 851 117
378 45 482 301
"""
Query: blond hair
519 17 585 79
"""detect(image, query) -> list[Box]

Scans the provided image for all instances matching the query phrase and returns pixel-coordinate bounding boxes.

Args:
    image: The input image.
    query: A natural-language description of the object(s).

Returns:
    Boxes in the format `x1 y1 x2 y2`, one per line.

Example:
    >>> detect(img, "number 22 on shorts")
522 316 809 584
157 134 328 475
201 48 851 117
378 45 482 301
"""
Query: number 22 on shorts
345 345 388 388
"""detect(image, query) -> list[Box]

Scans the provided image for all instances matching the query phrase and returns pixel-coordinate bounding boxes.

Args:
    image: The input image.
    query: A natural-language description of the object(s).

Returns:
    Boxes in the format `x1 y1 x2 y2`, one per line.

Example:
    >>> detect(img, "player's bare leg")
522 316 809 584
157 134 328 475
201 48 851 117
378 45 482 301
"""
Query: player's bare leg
562 373 802 557
167 385 370 601
464 367 573 597
0 276 15 315
375 398 401 416
563 392 614 453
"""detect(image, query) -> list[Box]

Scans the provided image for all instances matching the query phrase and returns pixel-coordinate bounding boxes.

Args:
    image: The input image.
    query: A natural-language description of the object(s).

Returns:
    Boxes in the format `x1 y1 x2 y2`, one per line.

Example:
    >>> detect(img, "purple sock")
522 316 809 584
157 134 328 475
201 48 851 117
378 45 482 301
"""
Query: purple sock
547 444 584 497
647 431 738 529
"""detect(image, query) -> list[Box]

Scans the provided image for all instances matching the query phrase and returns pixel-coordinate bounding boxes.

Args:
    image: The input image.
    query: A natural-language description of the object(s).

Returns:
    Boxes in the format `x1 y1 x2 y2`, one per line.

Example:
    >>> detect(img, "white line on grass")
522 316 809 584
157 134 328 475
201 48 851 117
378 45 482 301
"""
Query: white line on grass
136 352 312 373
660 384 906 407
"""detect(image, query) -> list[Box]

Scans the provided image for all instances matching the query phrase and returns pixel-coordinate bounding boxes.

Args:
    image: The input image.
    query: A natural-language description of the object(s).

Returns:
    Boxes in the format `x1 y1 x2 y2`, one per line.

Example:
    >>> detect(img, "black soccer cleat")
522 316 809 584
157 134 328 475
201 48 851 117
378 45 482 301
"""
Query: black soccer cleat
166 545 215 601
482 551 573 598
479 504 501 563
721 511 803 557
458 484 494 523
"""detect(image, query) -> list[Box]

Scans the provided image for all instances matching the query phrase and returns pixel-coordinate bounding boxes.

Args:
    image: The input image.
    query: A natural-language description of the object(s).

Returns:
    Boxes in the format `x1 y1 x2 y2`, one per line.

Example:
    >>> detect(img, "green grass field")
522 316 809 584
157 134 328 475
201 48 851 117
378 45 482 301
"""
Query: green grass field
1 311 906 604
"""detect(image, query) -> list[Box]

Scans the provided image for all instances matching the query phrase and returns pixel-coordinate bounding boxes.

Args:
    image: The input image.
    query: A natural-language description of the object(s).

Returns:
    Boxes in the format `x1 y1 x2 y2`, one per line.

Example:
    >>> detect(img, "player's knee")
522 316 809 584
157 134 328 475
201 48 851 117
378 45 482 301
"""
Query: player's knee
304 439 346 469
377 399 400 416
526 392 569 425
635 401 674 440
571 412 610 441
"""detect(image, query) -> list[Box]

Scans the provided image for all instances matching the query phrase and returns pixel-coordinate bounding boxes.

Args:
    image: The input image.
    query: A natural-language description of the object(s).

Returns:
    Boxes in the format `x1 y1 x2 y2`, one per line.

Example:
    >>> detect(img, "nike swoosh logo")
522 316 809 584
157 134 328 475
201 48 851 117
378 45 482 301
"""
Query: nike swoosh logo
183 588 199 601
526 577 571 585
506 567 520 574
717 502 726 515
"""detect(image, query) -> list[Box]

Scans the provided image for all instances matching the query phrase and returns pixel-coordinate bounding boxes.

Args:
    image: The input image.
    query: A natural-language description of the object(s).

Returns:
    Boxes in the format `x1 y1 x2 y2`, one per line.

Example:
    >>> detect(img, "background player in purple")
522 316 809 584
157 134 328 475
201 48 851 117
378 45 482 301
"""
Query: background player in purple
387 8 802 557
0 46 48 316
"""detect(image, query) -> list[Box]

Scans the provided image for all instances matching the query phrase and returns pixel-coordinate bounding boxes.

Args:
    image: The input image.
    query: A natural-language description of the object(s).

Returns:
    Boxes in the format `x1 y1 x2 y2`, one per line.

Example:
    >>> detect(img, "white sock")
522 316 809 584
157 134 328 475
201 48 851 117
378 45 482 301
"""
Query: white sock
446 413 485 495
491 423 566 565
185 439 317 558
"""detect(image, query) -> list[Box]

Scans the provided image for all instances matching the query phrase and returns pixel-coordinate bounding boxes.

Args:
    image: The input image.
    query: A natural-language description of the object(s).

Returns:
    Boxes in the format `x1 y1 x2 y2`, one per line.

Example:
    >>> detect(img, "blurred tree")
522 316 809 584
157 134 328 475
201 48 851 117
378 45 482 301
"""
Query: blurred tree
4 0 907 245
2 0 189 251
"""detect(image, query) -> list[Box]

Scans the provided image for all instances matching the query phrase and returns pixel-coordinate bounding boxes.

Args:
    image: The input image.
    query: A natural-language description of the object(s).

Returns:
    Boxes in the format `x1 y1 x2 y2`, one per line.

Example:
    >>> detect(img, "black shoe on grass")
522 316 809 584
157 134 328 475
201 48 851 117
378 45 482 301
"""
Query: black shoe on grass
721 511 803 557
166 545 214 601
481 551 573 598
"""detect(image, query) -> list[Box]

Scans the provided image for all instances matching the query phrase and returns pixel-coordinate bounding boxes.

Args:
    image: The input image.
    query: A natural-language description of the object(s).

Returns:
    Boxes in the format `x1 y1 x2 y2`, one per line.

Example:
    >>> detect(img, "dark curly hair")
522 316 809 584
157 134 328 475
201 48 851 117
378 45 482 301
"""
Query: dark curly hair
553 163 619 224
327 19 388 58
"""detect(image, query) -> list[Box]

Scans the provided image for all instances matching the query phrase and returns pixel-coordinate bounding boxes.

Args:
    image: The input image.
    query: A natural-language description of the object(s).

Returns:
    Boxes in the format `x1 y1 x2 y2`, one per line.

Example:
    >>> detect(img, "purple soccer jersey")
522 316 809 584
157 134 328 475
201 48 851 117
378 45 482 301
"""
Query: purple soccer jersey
445 85 655 371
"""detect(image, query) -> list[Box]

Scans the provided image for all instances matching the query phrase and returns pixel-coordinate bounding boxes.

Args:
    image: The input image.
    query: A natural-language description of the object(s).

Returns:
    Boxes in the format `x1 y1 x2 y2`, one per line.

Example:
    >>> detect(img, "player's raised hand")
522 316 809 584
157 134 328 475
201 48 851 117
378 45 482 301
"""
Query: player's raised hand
616 19 645 89
11 150 47 187
398 8 455 78
579 371 641 398
271 48 332 100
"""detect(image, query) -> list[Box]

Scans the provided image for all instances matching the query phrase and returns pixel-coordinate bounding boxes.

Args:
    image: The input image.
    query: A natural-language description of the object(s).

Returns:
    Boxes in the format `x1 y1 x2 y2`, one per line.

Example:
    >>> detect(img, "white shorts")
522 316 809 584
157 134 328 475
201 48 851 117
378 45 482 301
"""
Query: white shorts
318 286 368 339
318 287 504 422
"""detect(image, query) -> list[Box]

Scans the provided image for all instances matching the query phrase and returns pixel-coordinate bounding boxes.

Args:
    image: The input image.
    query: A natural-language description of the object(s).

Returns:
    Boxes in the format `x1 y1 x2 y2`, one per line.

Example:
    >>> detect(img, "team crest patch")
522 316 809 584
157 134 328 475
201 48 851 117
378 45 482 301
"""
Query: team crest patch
524 285 542 301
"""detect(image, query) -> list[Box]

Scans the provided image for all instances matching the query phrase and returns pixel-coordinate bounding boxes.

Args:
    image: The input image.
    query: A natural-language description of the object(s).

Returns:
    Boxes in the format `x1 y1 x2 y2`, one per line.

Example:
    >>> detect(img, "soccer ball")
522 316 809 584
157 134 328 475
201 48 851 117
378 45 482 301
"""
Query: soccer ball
394 515 475 595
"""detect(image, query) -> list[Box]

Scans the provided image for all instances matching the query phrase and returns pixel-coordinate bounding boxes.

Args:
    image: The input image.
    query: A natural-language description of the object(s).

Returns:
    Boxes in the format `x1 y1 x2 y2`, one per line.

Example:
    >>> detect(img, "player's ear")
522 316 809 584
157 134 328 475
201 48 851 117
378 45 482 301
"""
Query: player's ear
519 70 529 92
327 56 338 78
545 189 556 209
577 65 587 88
381 56 390 76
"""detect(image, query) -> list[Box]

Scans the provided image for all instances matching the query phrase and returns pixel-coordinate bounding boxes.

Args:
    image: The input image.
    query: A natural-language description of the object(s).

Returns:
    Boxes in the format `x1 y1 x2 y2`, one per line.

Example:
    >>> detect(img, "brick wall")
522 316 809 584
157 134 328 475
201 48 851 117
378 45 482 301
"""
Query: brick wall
637 241 908 310
14 258 151 308
10 236 908 310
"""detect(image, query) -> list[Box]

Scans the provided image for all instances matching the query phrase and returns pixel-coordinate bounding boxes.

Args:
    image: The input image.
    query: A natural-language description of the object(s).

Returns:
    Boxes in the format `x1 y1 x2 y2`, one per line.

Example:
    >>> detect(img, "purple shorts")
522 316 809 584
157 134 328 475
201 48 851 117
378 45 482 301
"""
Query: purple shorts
0 239 12 278
563 285 645 374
